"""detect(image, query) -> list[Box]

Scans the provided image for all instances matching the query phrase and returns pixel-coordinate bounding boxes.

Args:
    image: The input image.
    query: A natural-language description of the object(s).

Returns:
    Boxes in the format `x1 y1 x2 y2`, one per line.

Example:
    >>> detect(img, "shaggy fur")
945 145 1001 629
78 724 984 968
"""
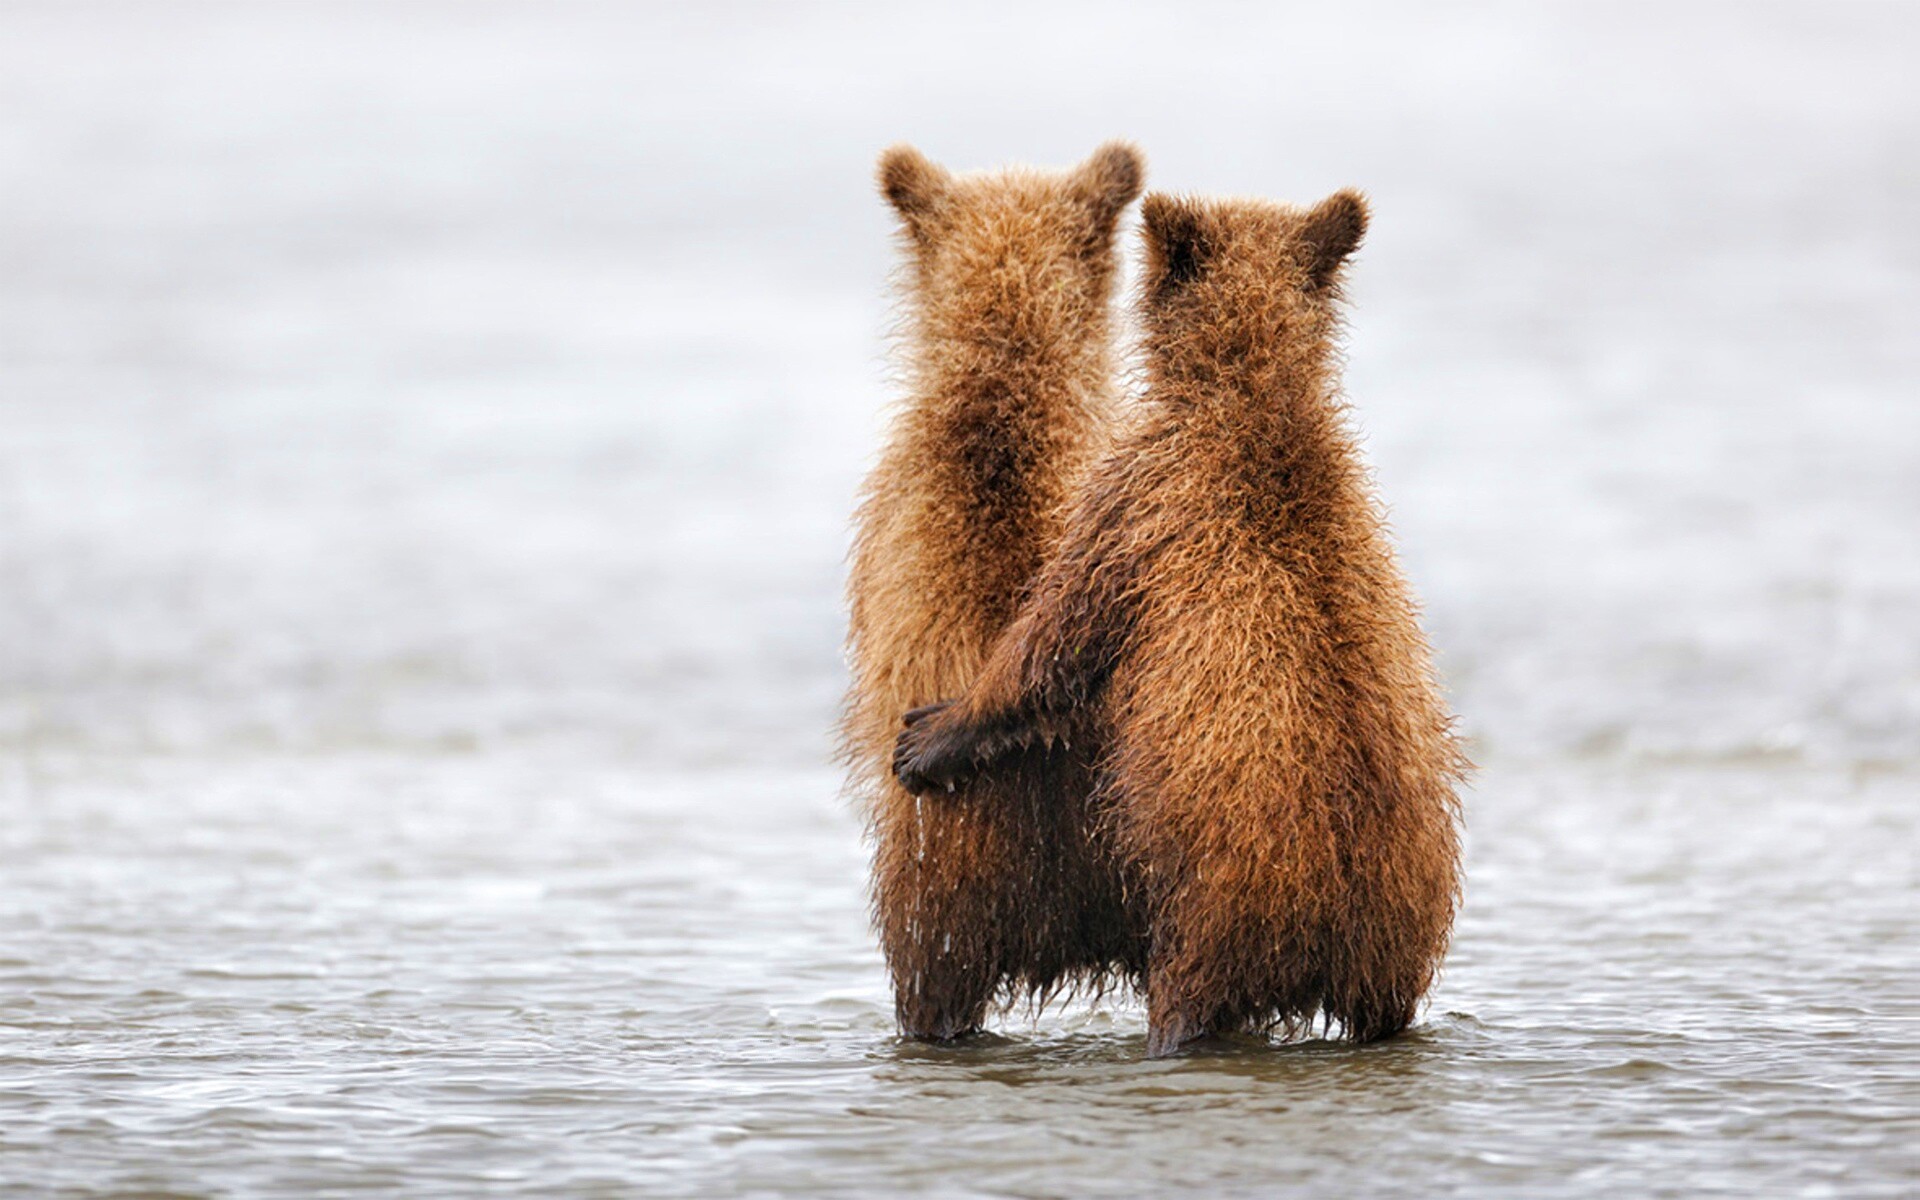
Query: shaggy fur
894 191 1467 1056
844 141 1148 1039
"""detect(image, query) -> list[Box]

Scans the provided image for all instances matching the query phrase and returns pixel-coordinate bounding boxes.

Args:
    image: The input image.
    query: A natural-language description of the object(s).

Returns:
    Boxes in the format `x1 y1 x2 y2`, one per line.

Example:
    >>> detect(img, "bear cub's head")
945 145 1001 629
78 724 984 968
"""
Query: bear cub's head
877 142 1145 350
1138 190 1369 347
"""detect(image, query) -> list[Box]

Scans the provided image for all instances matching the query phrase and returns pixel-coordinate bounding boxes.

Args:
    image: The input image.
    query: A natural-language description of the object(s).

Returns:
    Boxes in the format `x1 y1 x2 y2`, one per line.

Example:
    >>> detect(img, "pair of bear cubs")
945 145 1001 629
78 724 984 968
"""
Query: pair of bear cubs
843 141 1465 1058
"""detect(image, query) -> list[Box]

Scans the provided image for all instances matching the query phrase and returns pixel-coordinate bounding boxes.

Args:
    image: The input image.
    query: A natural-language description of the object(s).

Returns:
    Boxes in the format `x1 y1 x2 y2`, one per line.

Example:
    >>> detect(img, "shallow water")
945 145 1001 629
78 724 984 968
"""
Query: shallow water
3 2 1918 1196
3 756 1914 1195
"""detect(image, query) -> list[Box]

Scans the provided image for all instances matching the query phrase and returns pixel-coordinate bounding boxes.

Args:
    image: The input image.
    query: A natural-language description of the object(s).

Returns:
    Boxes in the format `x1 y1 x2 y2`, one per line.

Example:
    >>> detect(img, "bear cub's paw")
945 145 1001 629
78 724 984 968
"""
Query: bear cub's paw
892 701 983 795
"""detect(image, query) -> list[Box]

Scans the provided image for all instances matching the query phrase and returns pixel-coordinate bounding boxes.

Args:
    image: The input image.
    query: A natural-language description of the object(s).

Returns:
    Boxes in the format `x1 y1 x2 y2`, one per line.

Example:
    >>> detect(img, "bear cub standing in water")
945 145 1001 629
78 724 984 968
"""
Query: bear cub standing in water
844 142 1149 1040
895 191 1467 1056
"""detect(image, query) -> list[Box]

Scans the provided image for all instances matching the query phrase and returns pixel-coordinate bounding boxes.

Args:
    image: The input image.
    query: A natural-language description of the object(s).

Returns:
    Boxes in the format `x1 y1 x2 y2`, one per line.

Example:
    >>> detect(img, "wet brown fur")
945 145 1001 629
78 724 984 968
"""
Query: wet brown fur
894 191 1468 1056
844 142 1148 1039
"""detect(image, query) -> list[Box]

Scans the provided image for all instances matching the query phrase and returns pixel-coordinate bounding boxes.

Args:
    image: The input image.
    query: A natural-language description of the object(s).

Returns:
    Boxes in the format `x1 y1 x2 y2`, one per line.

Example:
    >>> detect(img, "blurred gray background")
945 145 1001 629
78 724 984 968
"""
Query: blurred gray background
5 1 1914 773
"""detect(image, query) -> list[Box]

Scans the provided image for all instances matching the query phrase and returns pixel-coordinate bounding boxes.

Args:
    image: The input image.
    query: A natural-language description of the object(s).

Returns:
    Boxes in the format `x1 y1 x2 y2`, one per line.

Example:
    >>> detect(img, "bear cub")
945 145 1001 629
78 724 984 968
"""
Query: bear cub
844 142 1149 1040
894 190 1467 1056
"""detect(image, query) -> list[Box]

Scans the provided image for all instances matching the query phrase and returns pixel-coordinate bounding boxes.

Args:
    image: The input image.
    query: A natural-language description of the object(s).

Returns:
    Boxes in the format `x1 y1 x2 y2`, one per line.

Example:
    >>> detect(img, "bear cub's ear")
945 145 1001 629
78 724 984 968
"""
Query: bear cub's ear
877 144 952 233
1141 193 1212 297
1296 189 1369 289
1071 141 1146 224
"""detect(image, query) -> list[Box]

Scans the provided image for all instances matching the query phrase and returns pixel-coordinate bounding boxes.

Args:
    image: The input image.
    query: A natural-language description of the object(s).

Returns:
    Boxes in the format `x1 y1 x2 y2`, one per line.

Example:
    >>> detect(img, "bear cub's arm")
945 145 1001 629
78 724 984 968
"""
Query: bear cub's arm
893 469 1149 796
890 699 1040 794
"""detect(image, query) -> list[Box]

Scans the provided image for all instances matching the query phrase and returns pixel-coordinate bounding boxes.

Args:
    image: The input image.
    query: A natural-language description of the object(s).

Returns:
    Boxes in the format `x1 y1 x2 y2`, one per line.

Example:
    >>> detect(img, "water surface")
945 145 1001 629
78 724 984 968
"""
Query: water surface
3 757 1914 1195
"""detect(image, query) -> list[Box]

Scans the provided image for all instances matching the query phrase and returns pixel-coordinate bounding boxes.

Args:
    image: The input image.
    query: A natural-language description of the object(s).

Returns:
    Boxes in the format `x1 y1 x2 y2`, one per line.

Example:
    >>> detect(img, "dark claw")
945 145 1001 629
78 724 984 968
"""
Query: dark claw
902 701 951 727
891 731 928 792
